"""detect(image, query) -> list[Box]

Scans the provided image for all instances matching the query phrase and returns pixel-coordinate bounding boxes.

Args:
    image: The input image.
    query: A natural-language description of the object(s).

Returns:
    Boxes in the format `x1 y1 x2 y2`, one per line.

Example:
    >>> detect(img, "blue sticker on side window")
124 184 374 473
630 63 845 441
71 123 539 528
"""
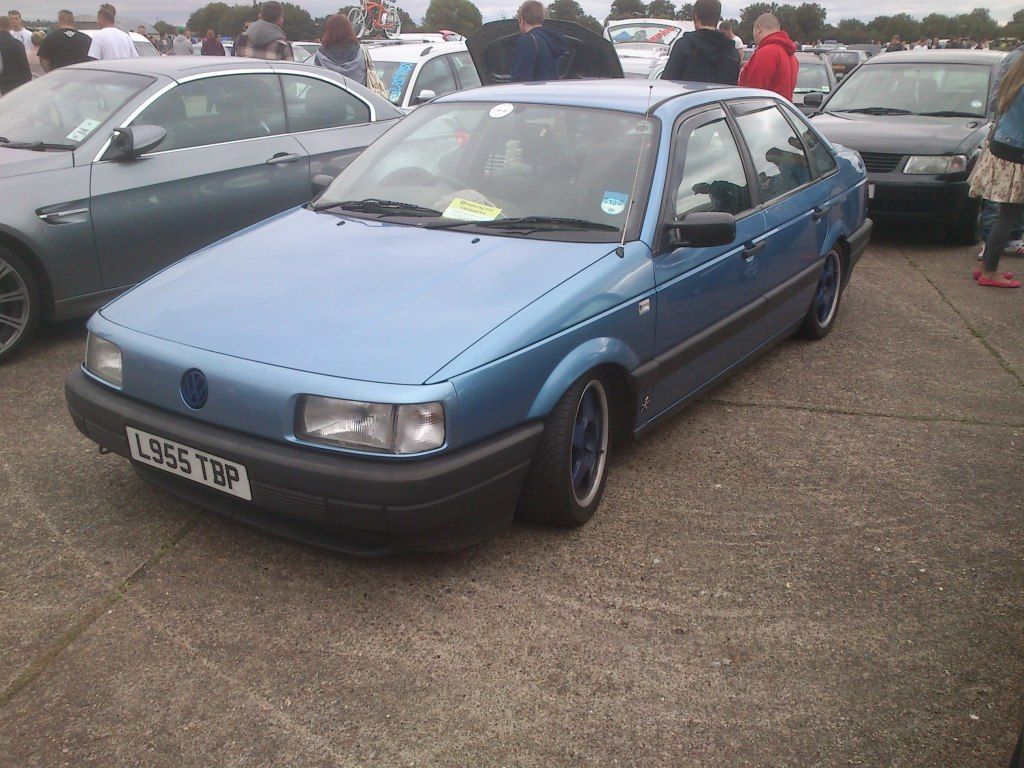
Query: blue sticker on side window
601 191 628 215
389 62 415 103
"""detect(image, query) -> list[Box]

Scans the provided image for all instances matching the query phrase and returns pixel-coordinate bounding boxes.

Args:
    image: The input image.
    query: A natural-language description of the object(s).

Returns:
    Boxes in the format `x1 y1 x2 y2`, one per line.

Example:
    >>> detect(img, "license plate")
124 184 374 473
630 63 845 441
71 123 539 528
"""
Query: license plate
126 426 252 500
868 183 876 199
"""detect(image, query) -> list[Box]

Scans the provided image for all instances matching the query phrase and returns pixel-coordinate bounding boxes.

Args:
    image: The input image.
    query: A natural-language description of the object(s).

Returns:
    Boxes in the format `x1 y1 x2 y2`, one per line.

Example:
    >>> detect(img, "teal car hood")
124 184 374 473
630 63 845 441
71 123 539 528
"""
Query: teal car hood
101 207 616 384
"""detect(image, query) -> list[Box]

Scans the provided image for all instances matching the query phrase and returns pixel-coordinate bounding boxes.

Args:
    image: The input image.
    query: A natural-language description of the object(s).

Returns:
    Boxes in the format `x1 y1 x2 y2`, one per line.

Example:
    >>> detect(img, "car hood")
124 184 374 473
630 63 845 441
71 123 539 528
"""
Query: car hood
811 112 989 156
101 207 616 384
467 19 623 86
0 147 74 179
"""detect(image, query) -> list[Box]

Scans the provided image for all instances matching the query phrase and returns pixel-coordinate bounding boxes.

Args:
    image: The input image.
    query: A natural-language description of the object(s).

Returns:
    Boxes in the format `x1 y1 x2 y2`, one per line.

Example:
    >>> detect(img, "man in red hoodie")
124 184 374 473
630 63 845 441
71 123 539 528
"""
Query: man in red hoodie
738 13 798 100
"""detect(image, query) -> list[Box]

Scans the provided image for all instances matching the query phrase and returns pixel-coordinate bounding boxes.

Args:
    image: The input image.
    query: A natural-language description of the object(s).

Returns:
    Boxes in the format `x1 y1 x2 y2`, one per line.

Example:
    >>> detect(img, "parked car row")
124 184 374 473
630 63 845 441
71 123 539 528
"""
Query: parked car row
4 24 874 554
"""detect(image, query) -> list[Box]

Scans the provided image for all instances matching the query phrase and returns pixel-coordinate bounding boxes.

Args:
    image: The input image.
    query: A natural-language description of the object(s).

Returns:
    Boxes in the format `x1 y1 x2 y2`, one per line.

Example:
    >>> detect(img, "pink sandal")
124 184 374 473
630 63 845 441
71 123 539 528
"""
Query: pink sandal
973 269 1015 281
978 275 1022 288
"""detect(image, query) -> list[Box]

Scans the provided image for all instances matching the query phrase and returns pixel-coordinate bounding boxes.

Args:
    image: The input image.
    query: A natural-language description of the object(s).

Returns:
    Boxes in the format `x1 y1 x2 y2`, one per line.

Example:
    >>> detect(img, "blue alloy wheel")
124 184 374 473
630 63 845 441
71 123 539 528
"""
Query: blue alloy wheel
814 251 841 327
517 375 612 526
799 247 843 339
571 380 609 507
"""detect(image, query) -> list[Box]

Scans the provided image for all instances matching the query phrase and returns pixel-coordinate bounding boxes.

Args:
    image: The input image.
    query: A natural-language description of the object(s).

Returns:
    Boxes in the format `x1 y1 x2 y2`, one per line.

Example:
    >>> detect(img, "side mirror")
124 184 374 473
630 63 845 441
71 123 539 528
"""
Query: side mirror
664 212 737 249
803 92 825 109
414 88 437 105
105 125 166 161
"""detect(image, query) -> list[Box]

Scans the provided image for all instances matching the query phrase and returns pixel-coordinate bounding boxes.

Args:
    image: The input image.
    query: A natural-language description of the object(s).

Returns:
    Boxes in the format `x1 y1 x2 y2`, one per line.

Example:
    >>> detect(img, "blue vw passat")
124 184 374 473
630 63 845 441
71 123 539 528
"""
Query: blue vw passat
66 80 871 554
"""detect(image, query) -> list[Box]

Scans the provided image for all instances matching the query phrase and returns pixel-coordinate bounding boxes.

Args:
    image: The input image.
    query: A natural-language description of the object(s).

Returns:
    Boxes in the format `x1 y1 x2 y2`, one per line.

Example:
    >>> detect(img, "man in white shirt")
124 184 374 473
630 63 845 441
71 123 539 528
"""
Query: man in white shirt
718 20 744 50
86 3 138 60
7 10 33 52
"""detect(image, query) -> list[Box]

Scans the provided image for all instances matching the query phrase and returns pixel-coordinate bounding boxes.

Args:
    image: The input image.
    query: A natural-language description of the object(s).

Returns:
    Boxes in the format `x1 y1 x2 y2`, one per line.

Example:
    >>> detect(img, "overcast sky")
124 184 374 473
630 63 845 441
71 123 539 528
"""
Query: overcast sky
10 0 1022 27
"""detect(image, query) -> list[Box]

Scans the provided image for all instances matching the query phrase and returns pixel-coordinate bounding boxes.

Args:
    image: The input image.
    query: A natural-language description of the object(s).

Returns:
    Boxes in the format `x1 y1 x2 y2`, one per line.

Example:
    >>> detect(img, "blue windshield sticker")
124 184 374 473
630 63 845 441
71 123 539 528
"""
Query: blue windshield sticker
389 62 415 102
601 191 628 215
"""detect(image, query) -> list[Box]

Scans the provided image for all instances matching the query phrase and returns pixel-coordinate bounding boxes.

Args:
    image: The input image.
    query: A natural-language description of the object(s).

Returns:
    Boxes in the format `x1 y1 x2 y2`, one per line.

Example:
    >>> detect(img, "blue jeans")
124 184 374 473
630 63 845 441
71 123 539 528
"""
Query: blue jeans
980 199 1024 243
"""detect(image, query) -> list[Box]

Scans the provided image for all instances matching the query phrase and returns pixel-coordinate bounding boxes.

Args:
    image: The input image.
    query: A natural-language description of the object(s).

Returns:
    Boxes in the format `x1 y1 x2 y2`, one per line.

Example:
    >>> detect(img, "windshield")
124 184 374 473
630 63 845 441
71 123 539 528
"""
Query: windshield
134 39 159 57
825 63 991 117
0 68 151 148
608 24 681 46
374 60 416 105
796 63 830 93
318 101 660 242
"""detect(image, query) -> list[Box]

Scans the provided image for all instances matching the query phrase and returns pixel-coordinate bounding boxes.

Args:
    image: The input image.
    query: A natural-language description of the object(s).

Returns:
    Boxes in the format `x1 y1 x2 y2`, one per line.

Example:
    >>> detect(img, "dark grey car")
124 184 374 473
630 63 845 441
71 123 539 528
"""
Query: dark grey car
0 57 403 361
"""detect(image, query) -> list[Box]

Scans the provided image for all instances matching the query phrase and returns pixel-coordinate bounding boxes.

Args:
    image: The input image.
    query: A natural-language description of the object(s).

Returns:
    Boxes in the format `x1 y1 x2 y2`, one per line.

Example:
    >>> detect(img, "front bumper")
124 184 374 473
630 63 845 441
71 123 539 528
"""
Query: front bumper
66 369 543 555
867 177 970 220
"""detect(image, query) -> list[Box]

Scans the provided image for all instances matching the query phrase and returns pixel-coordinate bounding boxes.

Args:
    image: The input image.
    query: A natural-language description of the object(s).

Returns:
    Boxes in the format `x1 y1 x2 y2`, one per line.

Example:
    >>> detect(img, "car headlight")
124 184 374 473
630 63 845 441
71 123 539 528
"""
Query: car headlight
296 395 445 454
84 333 123 387
903 155 968 175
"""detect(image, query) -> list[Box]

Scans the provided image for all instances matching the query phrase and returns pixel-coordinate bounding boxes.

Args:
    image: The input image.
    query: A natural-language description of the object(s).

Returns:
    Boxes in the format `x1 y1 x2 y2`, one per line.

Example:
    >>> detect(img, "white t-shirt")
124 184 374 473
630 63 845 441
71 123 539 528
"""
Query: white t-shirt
87 27 139 60
732 35 745 49
11 27 33 52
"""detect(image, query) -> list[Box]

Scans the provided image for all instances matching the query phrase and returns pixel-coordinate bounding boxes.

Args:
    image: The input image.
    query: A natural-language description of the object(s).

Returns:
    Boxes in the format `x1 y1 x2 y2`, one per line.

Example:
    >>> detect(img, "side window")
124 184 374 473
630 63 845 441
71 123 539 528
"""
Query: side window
671 117 751 219
734 104 813 203
135 74 286 152
451 53 482 89
280 74 370 133
414 56 458 100
796 119 837 178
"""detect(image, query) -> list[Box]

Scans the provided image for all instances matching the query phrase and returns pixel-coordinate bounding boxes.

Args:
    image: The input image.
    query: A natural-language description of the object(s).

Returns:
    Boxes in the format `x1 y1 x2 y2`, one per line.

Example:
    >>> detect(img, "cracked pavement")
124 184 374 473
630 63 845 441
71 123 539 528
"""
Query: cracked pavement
1 228 1022 766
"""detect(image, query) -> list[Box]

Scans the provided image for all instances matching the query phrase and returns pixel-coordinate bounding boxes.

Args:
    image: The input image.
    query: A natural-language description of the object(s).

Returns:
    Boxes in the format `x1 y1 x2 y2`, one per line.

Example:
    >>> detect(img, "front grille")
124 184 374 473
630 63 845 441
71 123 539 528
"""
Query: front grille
859 152 904 174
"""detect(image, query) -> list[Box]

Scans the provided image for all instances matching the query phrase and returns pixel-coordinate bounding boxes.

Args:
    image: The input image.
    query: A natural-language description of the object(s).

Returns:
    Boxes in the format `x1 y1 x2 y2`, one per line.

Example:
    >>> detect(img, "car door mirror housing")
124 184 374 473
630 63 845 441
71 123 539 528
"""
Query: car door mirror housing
414 88 437 105
664 212 737 249
803 92 825 109
311 173 334 196
106 125 167 161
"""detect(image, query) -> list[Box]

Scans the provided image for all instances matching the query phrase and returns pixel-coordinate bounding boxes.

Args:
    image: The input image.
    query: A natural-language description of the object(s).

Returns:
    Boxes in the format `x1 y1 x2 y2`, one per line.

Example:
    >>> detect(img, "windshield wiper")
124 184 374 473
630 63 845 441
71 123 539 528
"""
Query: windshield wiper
427 216 619 233
0 140 74 151
313 198 442 218
917 110 983 118
839 107 913 116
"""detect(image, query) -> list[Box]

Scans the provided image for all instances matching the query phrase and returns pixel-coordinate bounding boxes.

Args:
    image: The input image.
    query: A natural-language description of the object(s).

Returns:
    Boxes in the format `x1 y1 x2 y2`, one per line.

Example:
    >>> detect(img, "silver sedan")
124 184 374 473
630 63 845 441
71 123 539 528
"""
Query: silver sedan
0 56 403 361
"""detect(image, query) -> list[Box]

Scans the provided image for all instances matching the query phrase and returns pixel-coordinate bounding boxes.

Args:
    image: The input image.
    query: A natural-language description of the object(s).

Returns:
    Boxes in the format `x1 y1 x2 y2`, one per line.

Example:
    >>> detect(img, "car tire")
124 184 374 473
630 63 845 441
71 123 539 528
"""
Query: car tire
799 248 843 340
948 198 982 245
0 248 41 364
516 374 611 527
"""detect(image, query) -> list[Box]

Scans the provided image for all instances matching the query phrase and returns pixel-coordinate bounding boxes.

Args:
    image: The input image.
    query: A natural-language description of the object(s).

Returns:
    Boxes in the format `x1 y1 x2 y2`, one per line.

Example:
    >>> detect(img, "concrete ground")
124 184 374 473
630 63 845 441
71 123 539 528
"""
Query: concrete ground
0 230 1021 767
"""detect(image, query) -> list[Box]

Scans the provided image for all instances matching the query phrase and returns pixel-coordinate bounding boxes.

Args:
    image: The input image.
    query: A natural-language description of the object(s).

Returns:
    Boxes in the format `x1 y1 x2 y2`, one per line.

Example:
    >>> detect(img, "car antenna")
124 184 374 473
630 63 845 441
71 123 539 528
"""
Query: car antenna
617 84 655 258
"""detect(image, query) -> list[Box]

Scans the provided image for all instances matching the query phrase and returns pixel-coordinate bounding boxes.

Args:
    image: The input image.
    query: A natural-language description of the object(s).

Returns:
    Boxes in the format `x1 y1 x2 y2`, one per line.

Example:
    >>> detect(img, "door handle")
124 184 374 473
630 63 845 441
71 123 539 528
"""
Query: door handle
812 206 831 221
741 242 765 261
266 152 302 165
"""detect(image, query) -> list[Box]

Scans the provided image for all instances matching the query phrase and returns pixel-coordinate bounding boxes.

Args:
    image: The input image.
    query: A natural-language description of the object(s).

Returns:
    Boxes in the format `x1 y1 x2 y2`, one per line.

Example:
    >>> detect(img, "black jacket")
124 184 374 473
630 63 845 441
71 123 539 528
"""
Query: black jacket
0 31 31 93
662 28 740 85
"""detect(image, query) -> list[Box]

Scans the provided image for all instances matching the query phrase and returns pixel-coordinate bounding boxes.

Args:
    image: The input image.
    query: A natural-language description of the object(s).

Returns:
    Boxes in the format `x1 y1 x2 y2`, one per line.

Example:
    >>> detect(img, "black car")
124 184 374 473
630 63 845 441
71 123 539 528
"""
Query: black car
825 49 869 80
808 50 1005 242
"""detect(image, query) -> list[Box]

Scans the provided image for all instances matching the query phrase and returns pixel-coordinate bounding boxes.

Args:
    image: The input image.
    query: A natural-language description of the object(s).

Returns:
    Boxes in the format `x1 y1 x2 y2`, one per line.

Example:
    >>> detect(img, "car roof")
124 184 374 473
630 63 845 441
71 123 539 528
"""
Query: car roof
65 56 282 79
438 78 731 114
365 40 467 62
81 29 149 42
865 49 1006 65
796 52 827 62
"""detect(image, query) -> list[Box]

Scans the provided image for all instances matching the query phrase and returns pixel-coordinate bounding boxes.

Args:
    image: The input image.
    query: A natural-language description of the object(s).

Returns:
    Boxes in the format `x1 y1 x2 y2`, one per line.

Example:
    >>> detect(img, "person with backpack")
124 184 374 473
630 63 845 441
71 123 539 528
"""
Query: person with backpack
662 0 739 85
313 14 388 99
509 0 566 83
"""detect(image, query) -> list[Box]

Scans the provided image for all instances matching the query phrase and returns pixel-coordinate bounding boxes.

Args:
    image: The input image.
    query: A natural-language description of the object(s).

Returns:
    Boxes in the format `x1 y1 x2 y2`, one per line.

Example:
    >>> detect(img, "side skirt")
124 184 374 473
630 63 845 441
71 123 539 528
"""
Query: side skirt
633 317 803 439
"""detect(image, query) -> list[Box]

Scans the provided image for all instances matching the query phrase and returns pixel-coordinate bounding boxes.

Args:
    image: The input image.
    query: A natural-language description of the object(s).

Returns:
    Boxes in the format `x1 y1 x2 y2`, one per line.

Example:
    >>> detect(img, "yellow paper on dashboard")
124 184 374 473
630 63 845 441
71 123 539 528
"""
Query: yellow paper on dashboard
442 198 502 222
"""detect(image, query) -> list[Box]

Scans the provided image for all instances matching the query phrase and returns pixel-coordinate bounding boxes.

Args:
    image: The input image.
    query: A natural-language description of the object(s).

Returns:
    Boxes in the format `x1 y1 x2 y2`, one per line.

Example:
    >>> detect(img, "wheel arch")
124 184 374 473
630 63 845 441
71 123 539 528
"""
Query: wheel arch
827 228 852 289
0 230 54 321
526 337 640 442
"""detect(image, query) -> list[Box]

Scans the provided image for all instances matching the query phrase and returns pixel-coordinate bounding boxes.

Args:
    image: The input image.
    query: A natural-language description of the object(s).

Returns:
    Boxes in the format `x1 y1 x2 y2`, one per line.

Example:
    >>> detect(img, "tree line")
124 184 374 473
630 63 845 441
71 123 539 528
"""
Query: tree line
40 1 1017 47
